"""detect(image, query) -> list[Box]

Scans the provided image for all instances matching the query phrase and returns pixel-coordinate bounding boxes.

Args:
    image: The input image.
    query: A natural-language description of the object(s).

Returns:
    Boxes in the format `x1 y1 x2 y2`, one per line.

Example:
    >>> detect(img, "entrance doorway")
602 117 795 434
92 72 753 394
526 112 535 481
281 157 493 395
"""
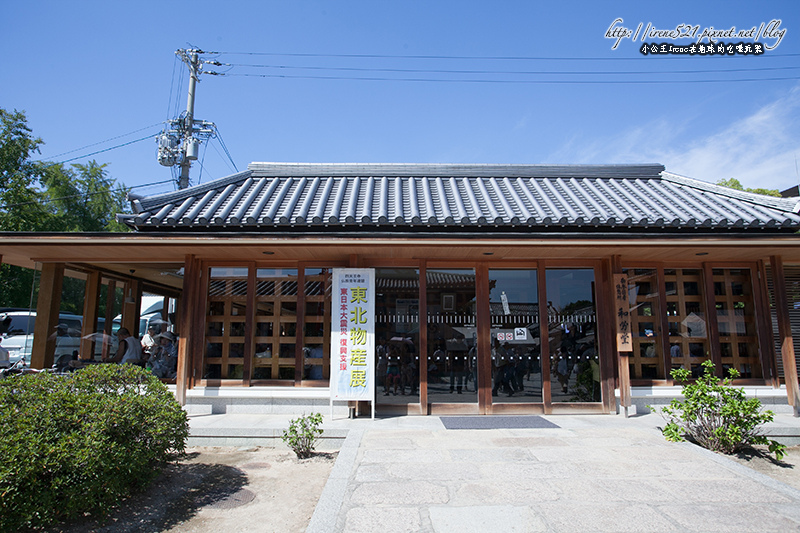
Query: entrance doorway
372 264 602 415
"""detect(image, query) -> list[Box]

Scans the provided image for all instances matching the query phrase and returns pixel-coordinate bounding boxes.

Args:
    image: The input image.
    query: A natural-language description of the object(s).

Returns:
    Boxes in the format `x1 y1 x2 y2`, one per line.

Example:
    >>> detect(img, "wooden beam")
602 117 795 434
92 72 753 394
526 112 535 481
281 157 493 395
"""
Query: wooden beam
538 261 552 415
79 270 101 359
599 258 619 414
102 280 116 360
31 263 64 369
121 280 141 337
610 256 631 416
769 256 800 416
294 266 306 387
702 263 723 375
754 260 778 386
657 264 672 383
476 263 491 414
175 255 196 406
418 260 428 415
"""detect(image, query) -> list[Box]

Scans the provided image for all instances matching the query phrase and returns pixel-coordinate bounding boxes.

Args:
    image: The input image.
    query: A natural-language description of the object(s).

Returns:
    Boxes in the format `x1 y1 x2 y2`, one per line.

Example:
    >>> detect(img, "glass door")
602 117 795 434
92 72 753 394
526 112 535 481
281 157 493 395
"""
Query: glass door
545 269 600 404
489 269 542 404
426 269 478 407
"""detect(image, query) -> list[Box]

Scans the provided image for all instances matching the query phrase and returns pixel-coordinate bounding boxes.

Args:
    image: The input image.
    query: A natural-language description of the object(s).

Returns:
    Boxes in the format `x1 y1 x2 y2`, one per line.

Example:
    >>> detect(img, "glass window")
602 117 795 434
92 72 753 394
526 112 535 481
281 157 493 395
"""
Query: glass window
302 268 331 382
666 269 710 377
252 269 298 381
624 269 665 379
546 269 599 403
426 269 475 403
489 269 541 403
376 268 421 406
712 268 761 378
203 267 249 380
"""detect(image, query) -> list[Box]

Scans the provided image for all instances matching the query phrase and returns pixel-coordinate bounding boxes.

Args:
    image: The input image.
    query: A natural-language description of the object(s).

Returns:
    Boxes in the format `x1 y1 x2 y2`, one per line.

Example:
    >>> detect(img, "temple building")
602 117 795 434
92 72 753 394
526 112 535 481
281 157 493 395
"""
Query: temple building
2 163 799 416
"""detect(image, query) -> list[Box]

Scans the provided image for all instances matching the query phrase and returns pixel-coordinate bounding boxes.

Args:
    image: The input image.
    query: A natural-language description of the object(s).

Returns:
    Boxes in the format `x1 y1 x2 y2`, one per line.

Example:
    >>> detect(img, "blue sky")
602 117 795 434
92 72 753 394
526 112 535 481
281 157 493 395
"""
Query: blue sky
3 1 799 198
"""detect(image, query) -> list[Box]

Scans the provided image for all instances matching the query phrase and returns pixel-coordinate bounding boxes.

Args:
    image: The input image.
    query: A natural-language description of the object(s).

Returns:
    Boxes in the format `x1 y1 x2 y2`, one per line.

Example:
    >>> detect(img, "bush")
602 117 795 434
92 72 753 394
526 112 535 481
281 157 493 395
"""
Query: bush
652 360 785 460
0 364 189 531
282 412 324 459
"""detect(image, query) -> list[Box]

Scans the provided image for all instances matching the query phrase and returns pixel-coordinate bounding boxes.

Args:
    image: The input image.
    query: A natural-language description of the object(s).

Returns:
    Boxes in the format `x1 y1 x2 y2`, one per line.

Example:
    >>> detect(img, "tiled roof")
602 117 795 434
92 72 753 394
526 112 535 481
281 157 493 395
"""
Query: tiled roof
120 163 800 233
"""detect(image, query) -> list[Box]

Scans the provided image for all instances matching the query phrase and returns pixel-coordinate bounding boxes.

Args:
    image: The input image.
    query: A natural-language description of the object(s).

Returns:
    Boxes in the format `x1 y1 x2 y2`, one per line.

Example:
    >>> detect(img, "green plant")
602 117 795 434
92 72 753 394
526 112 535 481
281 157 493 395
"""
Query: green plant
282 412 324 459
0 364 189 531
651 360 785 460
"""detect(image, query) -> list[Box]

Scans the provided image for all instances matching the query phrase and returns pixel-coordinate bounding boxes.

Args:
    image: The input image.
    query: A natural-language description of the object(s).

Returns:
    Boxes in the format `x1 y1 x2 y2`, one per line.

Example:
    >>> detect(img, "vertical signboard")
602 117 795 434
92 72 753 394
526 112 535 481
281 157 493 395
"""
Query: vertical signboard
613 273 633 352
330 268 375 416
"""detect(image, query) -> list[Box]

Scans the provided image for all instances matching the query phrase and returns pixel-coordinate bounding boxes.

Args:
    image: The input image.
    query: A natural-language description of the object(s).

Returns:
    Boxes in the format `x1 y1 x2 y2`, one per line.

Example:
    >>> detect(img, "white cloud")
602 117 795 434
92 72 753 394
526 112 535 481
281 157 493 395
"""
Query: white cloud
548 85 800 191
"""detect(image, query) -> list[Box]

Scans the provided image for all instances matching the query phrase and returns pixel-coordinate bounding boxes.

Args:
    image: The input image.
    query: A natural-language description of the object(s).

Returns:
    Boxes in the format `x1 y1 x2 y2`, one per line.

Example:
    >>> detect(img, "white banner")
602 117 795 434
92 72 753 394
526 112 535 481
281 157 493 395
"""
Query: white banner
330 268 375 402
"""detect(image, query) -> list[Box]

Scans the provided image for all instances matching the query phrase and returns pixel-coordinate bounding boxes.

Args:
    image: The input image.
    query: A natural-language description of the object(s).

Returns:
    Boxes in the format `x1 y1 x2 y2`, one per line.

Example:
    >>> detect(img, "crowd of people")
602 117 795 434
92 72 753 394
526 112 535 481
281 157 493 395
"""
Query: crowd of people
102 324 178 379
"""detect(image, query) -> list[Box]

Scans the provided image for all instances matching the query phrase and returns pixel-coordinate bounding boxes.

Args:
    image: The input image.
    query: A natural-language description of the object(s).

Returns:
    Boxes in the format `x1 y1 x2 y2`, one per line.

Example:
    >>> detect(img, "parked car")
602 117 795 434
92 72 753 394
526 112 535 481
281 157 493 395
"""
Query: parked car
0 311 118 364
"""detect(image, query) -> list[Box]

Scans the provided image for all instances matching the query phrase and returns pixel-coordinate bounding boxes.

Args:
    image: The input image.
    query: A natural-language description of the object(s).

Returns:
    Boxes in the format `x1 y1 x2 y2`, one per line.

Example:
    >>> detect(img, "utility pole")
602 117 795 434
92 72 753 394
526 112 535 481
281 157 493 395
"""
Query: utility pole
158 48 216 190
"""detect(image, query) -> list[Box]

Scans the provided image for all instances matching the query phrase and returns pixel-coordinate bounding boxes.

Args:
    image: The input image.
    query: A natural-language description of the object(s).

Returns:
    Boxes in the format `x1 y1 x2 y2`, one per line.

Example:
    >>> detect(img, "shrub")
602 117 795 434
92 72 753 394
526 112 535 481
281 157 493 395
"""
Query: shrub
282 412 324 459
0 364 189 531
652 360 785 460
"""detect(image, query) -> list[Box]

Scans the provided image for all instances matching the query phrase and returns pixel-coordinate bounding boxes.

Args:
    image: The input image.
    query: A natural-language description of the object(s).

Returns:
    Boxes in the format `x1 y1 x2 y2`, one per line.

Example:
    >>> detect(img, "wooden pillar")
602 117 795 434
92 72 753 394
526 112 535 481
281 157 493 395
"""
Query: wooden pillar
476 263 491 414
600 258 621 414
102 280 116 360
176 255 197 406
538 261 552 414
294 267 306 386
769 256 800 416
611 256 631 417
657 265 672 384
754 260 778 386
31 263 64 369
121 279 142 337
79 271 101 360
418 261 428 414
702 263 723 376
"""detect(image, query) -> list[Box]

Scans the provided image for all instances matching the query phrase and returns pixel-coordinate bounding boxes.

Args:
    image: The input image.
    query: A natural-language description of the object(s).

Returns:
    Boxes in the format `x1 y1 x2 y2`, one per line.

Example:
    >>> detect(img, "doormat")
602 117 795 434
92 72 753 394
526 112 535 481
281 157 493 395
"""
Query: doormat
440 416 560 430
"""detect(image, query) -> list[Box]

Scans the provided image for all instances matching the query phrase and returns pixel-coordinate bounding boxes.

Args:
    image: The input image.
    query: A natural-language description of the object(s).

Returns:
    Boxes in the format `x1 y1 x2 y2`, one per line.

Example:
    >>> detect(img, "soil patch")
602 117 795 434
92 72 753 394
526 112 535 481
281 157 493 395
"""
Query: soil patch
728 445 800 491
48 446 337 533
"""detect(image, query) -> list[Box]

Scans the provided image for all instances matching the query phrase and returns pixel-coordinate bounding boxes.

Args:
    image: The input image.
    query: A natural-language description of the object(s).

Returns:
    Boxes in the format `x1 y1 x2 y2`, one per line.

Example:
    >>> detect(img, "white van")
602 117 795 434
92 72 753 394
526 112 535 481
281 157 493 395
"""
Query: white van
0 311 118 364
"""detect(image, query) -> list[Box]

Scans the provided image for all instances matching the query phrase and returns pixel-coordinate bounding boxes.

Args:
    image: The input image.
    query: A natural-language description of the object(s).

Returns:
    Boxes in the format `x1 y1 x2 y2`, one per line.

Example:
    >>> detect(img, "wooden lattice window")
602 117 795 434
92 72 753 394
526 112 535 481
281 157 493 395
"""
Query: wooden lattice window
713 268 761 378
302 268 331 382
252 269 299 381
666 269 710 376
204 267 249 379
625 269 664 379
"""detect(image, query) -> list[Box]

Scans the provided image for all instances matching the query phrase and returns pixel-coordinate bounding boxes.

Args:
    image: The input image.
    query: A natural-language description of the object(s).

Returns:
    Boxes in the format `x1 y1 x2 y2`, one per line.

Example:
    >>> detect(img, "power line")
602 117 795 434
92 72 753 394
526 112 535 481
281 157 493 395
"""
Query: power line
39 124 163 161
210 61 800 77
210 71 800 84
35 133 160 168
214 50 800 61
0 179 175 211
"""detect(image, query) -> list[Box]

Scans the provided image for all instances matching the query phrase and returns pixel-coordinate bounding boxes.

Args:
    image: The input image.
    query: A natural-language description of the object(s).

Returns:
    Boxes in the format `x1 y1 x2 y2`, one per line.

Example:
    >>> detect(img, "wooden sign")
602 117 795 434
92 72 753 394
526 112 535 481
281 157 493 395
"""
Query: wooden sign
613 273 633 352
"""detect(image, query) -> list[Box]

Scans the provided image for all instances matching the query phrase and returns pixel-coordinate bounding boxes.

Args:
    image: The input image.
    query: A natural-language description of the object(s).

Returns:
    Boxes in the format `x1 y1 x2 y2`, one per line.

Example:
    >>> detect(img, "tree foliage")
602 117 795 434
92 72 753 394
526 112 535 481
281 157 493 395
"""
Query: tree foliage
0 107 132 309
716 177 781 198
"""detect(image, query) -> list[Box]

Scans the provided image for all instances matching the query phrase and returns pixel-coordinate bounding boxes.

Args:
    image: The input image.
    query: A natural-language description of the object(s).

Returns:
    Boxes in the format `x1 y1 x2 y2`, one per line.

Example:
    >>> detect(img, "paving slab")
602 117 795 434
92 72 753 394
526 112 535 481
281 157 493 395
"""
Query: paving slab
302 412 800 532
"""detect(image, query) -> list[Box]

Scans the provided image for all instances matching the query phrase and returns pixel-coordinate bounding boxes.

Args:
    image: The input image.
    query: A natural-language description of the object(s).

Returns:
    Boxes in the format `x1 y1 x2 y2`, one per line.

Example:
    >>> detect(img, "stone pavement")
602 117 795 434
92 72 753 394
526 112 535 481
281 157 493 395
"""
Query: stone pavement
300 413 800 533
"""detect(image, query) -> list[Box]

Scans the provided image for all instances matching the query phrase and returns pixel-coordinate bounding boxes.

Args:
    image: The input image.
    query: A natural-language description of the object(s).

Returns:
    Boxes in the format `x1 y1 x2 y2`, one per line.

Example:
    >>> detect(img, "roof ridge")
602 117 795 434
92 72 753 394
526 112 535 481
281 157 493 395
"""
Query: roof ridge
661 171 799 213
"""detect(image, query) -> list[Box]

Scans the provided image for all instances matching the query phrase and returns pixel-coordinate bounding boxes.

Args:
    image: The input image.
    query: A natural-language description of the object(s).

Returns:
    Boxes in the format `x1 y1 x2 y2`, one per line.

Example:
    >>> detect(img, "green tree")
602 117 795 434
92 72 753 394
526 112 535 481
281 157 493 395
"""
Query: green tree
0 107 131 309
716 178 781 198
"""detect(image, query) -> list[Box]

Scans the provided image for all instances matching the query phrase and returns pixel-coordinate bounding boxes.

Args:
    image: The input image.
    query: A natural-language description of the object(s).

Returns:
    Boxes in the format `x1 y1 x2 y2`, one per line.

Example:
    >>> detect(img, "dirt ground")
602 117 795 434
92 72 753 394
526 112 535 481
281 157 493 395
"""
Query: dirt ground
47 444 799 533
729 444 800 491
51 447 337 533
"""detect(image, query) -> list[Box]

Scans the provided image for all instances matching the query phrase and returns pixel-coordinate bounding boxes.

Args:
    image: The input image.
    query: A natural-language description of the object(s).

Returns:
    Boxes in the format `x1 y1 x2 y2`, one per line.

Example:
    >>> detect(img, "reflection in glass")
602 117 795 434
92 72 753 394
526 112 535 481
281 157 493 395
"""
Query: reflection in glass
665 269 709 376
489 269 542 403
203 267 249 379
624 269 665 379
546 269 600 403
426 269 476 404
376 269 421 406
302 268 331 382
252 268 298 381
